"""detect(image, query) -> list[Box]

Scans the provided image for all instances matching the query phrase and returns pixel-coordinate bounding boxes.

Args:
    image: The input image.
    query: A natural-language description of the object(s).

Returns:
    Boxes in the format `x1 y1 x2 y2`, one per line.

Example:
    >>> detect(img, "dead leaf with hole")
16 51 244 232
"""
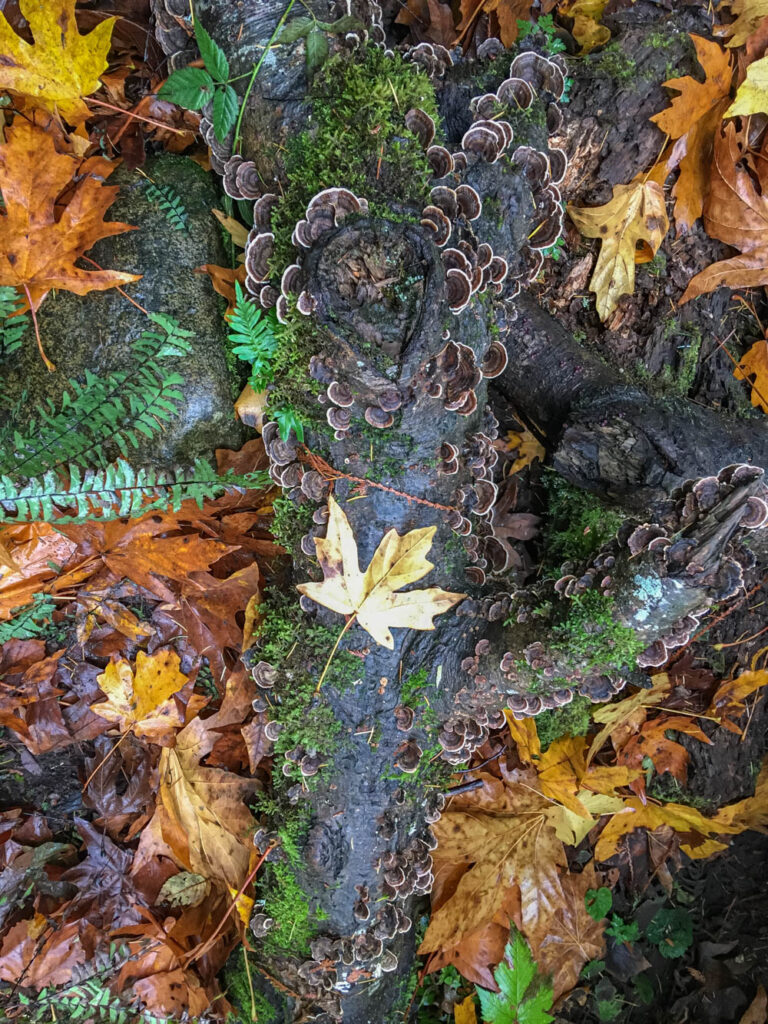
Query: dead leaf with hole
650 35 733 231
297 495 466 649
92 649 188 745
568 177 669 321
0 0 115 123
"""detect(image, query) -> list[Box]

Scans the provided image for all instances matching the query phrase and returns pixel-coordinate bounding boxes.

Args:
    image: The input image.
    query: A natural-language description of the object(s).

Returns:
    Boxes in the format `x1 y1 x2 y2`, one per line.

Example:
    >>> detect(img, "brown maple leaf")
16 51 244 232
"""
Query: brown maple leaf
0 119 140 316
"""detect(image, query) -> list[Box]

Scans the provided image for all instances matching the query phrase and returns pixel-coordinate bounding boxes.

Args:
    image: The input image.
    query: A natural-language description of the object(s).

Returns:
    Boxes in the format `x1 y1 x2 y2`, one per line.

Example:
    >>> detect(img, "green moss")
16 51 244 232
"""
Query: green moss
271 494 315 553
647 774 712 811
535 695 592 751
542 473 625 567
401 666 429 706
552 592 644 671
270 46 438 271
593 42 637 82
634 320 702 399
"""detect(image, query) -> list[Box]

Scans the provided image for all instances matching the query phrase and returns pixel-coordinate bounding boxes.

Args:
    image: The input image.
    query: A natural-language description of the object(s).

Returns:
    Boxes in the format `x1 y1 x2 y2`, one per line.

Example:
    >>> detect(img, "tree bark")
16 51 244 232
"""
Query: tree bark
151 2 768 1020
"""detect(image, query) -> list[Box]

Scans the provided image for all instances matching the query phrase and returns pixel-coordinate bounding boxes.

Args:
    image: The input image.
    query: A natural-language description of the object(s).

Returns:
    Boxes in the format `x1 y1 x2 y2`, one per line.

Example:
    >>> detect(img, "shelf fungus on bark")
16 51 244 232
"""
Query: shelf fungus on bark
403 41 454 78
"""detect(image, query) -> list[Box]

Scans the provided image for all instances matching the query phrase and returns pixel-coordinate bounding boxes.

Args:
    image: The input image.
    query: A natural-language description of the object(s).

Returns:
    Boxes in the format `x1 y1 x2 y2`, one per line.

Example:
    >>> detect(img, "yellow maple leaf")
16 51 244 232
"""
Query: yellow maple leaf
568 178 669 321
454 995 478 1024
92 649 188 744
505 427 546 476
717 0 768 48
726 52 768 117
734 339 768 413
713 757 768 832
0 0 115 123
297 495 466 650
593 797 739 861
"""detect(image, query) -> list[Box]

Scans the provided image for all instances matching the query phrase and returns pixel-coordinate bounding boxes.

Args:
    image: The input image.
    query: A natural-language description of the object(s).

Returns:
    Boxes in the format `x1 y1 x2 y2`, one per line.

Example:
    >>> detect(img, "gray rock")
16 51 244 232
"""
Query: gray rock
2 153 243 466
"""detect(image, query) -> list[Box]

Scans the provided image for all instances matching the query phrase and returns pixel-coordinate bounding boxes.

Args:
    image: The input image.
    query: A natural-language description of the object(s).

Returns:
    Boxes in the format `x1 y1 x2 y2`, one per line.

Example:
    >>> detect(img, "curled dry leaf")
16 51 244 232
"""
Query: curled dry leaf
297 495 466 649
680 122 768 303
568 177 669 321
0 0 115 123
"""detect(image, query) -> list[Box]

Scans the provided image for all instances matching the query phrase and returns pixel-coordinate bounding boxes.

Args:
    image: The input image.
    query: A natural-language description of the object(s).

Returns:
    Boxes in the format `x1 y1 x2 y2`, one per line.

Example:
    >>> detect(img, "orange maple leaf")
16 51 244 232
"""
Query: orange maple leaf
650 35 733 232
0 119 140 314
734 339 768 413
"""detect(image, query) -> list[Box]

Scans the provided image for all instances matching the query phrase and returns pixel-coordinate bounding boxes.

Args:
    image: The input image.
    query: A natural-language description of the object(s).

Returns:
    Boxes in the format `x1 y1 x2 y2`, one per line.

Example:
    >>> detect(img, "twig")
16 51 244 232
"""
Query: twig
87 96 187 134
81 257 149 315
299 447 458 514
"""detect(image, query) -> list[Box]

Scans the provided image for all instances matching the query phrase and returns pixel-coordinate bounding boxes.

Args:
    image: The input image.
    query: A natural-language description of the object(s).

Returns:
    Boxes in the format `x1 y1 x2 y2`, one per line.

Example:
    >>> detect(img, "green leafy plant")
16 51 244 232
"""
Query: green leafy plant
0 284 29 356
646 907 693 959
144 181 188 232
228 282 279 391
593 978 623 1022
476 930 554 1024
158 17 237 142
276 12 366 79
585 887 613 922
517 14 566 54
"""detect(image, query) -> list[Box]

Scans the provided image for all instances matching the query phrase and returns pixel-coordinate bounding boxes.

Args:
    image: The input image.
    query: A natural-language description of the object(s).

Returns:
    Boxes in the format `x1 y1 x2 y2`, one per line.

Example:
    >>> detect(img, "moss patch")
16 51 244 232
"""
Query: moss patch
270 46 438 271
542 474 625 568
552 592 644 672
535 695 592 751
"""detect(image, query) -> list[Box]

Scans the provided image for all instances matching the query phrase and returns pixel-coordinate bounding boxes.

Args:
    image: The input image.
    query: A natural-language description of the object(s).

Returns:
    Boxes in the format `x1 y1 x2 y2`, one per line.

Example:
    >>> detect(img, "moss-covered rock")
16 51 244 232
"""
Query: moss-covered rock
2 154 243 466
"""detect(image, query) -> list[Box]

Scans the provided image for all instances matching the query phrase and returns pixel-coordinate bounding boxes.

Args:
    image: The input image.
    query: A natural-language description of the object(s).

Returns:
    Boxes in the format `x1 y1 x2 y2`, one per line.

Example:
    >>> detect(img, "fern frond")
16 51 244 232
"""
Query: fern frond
0 458 270 524
229 281 279 391
144 181 188 232
0 285 29 357
0 593 57 642
0 314 194 479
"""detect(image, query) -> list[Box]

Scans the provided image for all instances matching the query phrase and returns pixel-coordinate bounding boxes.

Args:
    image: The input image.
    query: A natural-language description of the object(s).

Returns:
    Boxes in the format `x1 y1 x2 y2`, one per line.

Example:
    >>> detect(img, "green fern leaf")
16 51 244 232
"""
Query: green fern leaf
0 285 29 357
144 181 188 231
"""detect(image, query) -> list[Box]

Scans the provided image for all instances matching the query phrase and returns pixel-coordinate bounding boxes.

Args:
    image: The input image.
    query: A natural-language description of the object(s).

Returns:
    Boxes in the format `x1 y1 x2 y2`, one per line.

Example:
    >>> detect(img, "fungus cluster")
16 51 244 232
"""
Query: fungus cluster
403 41 454 77
153 0 197 70
438 700 506 764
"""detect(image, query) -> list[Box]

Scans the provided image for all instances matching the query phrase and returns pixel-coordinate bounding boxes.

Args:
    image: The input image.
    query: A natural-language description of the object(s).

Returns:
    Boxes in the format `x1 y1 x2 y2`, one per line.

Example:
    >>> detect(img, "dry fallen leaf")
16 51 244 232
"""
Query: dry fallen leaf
717 0 768 48
297 495 466 650
419 768 604 999
738 984 768 1024
504 427 546 476
733 339 768 414
568 177 669 321
0 0 115 123
680 123 768 303
0 119 140 314
727 51 768 116
650 35 733 231
713 757 768 832
92 649 188 745
594 797 738 861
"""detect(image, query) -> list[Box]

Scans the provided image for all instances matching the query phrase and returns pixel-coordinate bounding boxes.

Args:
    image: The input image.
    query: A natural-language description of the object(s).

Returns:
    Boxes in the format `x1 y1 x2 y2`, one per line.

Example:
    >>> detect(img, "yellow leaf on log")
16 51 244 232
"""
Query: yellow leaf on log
0 0 115 123
297 495 466 649
568 179 669 321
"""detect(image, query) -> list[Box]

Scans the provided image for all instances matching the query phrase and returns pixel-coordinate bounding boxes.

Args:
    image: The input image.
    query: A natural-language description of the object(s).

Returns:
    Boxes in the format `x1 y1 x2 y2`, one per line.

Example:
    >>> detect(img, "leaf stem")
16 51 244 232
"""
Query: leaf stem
315 614 356 695
22 285 55 372
233 0 299 154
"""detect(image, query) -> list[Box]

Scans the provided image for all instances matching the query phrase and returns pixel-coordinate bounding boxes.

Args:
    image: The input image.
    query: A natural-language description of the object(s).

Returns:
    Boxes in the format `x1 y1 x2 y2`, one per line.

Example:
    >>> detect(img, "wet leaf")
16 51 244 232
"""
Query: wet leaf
712 757 768 831
568 178 669 321
297 495 466 649
649 35 733 231
92 649 188 744
0 0 115 122
0 119 140 312
504 427 546 476
557 0 611 52
157 871 210 908
593 797 737 862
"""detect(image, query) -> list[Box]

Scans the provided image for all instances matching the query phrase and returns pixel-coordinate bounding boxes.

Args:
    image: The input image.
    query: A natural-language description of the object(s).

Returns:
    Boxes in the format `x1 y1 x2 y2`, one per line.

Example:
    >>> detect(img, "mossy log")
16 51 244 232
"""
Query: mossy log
163 2 767 1021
